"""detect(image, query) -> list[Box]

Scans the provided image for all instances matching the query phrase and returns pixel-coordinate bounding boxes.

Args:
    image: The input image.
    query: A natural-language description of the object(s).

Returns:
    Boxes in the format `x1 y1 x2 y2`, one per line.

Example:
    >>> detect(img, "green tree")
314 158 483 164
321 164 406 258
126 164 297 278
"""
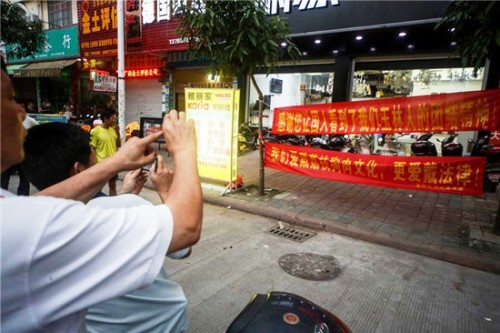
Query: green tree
438 1 500 234
0 0 46 60
437 0 500 77
176 0 301 195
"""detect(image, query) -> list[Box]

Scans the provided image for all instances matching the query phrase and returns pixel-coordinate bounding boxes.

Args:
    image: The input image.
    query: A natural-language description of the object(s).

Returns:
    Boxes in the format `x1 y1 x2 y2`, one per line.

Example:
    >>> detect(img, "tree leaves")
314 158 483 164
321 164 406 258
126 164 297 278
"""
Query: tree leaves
176 0 300 78
436 1 500 75
0 1 46 60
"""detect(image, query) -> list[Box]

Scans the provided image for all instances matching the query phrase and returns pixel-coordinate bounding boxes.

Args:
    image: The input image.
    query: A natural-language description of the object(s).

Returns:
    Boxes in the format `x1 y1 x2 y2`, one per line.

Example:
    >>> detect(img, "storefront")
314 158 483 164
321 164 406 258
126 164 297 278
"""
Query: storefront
123 53 166 124
246 0 492 156
6 25 80 113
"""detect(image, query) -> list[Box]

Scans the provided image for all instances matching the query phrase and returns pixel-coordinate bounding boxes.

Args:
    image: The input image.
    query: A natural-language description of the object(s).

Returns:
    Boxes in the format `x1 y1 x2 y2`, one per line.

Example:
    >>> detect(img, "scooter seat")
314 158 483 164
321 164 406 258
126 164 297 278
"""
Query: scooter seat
226 292 351 333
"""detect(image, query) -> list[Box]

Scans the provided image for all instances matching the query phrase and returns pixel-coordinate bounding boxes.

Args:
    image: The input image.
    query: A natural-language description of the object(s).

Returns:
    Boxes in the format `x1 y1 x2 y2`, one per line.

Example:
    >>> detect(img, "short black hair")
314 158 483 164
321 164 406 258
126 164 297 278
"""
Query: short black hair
101 108 116 121
22 123 92 190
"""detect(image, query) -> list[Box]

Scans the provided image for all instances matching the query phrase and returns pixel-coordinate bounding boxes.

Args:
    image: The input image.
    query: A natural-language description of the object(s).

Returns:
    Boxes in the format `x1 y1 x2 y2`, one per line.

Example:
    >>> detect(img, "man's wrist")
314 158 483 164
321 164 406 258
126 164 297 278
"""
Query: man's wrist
101 156 123 176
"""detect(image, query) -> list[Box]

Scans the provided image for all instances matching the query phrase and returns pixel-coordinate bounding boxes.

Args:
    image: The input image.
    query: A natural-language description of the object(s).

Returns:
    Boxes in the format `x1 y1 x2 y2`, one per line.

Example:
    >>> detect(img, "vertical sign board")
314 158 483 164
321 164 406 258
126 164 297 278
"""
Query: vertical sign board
185 88 240 183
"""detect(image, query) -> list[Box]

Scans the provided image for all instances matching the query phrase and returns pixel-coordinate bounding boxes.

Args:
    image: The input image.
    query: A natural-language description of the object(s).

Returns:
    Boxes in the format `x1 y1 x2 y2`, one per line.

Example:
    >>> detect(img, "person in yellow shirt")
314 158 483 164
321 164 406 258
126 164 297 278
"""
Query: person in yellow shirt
90 108 121 195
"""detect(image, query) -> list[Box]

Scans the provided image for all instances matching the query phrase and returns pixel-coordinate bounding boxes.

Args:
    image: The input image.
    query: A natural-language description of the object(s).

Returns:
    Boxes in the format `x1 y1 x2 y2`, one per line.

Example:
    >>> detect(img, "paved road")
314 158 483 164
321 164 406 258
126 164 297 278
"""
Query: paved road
139 187 500 333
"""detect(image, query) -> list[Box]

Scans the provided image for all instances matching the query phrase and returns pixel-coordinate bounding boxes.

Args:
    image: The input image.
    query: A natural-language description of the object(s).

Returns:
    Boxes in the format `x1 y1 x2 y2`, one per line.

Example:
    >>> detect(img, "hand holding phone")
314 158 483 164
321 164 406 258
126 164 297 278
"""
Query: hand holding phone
142 157 158 172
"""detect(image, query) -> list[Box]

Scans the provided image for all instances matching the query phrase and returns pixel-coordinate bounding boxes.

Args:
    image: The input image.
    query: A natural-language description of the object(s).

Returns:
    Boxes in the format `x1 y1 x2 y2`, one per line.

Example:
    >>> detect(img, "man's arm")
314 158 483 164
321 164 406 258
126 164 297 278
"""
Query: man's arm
151 110 203 253
37 132 163 202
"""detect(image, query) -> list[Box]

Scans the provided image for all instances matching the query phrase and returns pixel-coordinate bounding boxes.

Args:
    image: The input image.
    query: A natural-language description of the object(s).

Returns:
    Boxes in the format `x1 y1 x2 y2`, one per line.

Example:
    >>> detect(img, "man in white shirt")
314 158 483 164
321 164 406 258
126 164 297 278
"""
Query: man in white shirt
0 59 203 333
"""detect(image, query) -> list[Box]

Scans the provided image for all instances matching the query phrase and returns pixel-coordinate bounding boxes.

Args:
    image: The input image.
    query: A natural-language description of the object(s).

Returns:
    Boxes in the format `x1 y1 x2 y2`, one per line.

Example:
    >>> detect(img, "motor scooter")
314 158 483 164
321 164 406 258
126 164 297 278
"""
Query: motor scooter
226 291 351 333
438 132 463 156
238 123 259 154
469 134 500 192
410 133 438 156
308 135 357 153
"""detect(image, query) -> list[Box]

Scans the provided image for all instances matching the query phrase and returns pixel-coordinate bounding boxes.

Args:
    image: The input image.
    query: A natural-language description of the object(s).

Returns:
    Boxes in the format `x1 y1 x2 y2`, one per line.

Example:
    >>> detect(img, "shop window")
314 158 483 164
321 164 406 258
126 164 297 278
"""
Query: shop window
350 67 485 157
352 67 484 101
48 0 72 28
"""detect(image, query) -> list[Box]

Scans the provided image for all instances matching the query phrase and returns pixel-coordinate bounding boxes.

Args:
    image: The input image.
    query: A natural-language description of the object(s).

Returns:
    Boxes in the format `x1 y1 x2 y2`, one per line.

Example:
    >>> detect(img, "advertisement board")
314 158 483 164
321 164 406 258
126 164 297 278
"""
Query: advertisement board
93 74 117 92
185 88 240 183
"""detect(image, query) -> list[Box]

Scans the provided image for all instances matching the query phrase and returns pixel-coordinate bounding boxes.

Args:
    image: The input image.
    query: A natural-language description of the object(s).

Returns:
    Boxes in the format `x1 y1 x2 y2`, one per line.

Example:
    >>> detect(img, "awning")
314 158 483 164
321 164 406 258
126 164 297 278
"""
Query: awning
15 59 77 78
6 64 27 77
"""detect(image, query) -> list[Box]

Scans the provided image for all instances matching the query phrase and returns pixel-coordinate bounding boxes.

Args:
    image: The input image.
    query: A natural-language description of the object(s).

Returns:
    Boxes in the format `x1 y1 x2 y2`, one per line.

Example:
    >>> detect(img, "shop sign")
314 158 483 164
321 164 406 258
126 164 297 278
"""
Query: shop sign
78 0 118 58
29 114 68 124
94 74 117 92
125 68 160 77
7 25 79 63
272 89 500 135
265 0 339 15
185 88 240 183
265 142 485 195
90 69 109 80
142 0 188 24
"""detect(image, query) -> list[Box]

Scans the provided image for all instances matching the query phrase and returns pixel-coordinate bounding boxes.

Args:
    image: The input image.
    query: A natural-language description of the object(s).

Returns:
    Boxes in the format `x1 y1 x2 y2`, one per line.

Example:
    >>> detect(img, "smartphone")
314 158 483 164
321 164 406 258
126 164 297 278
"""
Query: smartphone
141 157 158 172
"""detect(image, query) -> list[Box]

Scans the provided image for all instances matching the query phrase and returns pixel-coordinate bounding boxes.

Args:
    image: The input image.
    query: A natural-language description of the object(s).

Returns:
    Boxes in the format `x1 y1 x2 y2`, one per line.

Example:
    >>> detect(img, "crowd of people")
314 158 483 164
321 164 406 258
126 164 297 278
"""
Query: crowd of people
1 57 203 332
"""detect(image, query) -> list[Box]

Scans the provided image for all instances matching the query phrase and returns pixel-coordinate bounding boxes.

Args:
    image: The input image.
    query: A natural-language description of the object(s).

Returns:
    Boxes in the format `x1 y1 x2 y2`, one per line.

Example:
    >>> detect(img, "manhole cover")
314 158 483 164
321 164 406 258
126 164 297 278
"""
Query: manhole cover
279 253 341 281
267 226 316 243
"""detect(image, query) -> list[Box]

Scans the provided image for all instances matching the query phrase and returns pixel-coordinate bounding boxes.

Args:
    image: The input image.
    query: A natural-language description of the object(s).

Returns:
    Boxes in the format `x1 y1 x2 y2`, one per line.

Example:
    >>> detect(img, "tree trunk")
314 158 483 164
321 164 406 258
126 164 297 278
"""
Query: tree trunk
249 74 265 196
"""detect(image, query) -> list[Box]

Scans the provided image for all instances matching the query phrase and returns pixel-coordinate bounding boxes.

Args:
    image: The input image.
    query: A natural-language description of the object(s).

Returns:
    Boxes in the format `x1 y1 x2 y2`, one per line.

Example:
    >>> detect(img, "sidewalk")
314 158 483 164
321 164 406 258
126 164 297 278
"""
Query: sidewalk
201 150 500 274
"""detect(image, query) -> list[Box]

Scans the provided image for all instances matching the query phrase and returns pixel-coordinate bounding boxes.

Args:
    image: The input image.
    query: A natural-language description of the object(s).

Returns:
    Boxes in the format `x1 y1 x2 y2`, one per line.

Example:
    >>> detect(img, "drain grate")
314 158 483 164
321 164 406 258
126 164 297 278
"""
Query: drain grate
267 225 316 243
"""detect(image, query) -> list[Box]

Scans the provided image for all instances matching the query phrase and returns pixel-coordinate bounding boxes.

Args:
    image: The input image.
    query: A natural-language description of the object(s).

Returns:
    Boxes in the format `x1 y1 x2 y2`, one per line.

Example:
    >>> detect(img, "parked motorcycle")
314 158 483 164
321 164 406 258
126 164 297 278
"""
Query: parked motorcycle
410 133 438 156
469 134 500 192
438 132 463 156
226 291 351 333
238 123 259 154
307 135 357 153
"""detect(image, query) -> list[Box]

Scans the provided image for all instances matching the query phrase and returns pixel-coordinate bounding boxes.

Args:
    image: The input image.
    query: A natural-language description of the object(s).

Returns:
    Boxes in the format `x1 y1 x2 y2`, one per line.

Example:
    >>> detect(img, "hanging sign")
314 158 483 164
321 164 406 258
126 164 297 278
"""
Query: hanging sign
185 88 240 183
272 89 500 134
265 142 486 195
93 74 117 92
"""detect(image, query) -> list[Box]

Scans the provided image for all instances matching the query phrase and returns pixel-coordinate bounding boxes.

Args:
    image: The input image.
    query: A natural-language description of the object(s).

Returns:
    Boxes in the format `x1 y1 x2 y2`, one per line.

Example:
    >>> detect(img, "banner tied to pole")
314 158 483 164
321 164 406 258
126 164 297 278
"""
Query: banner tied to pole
264 143 486 195
272 89 500 135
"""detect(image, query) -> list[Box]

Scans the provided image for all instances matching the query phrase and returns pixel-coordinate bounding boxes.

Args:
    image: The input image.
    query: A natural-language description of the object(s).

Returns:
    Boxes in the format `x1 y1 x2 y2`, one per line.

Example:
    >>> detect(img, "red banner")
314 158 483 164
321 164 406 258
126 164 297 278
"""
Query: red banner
272 89 500 135
264 143 486 195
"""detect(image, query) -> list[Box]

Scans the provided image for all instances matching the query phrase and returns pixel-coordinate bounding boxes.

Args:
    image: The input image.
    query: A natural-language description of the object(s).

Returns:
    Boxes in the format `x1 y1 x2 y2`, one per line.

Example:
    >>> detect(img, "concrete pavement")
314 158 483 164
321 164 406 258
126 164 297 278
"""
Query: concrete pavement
139 188 500 333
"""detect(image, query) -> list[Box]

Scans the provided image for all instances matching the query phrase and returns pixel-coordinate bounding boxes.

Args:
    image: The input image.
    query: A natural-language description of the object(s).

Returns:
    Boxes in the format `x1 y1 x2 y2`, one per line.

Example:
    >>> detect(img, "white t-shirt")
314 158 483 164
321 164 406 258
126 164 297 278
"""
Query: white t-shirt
85 194 188 333
0 189 173 333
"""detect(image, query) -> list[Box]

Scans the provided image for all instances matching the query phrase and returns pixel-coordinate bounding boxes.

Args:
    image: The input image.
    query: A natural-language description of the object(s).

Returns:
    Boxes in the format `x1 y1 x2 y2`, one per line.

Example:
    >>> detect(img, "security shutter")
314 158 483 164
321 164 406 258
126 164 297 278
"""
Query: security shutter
125 78 163 124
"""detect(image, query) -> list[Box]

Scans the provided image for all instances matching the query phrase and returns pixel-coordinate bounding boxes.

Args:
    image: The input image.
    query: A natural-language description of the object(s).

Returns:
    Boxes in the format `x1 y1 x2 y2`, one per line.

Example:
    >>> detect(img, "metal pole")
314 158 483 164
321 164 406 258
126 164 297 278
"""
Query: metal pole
117 0 126 145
